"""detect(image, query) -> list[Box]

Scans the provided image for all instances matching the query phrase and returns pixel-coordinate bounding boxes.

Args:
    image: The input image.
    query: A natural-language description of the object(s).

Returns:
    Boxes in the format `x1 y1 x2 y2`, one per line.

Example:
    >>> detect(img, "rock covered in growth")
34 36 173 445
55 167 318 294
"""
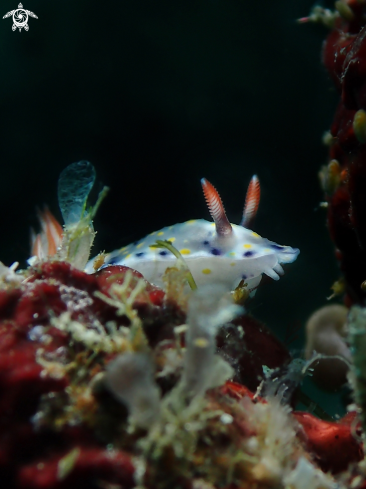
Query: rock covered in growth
0 262 165 489
0 256 362 489
319 0 366 304
217 314 291 392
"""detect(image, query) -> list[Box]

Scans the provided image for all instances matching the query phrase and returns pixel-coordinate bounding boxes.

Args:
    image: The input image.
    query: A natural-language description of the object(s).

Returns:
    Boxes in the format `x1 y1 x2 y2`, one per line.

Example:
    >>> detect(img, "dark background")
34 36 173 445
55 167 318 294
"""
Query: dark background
0 1 339 355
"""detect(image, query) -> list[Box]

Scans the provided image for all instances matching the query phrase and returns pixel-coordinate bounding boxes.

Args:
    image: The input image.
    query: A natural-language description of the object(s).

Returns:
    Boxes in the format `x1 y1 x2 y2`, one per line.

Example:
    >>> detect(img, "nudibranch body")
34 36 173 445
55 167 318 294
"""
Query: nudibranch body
87 177 299 291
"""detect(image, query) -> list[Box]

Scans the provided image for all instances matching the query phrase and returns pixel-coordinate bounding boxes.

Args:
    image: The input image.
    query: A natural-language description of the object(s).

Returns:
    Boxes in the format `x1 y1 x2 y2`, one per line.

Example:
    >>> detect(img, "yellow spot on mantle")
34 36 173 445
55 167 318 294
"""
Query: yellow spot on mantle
230 262 236 266
264 248 271 252
180 248 191 255
201 268 211 274
252 232 261 238
125 254 132 259
136 242 144 249
243 244 252 249
167 237 176 242
157 231 164 236
194 337 209 348
186 220 196 225
120 246 128 252
228 252 235 256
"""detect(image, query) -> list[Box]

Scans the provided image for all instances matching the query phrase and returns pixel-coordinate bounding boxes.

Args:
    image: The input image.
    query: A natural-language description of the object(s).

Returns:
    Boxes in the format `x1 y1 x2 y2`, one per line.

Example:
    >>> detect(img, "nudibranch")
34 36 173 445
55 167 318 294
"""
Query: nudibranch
87 177 299 291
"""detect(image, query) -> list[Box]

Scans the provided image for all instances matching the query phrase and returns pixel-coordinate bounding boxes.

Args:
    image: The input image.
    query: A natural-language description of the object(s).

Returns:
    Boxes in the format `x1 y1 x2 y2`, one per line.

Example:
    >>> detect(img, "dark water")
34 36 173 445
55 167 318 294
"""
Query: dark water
0 1 344 413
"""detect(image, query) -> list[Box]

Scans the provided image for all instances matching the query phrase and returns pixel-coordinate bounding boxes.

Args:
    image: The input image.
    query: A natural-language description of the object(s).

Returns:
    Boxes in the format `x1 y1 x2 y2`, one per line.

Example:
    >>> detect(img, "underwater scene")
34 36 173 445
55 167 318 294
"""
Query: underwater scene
3 0 366 487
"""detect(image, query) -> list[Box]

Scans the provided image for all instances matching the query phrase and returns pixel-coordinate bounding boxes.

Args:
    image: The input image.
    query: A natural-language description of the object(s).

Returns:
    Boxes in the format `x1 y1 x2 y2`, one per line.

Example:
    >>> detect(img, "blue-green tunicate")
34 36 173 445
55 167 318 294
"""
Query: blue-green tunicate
58 161 96 226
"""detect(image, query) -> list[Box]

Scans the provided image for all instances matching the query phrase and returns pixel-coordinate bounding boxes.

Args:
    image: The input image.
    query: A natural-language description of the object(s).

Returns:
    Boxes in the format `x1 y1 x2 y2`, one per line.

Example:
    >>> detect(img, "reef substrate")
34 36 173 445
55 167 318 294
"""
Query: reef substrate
0 260 363 489
320 0 366 305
